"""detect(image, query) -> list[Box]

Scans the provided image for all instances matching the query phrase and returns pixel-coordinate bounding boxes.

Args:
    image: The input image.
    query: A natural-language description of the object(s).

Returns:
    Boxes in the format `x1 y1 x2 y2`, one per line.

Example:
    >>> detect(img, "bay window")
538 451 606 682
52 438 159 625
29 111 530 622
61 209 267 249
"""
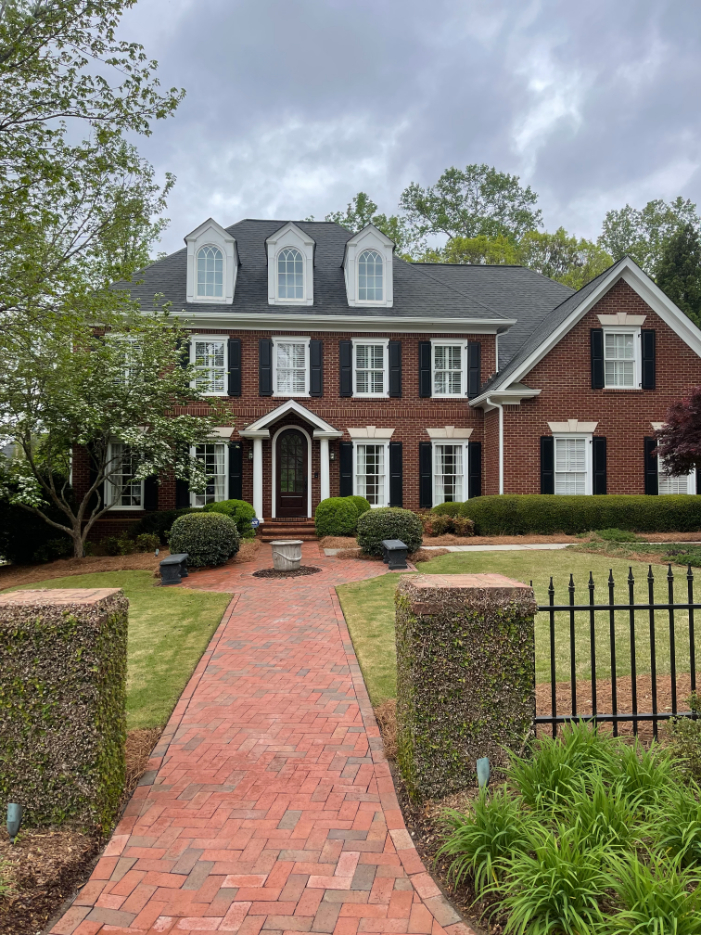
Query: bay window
191 443 227 507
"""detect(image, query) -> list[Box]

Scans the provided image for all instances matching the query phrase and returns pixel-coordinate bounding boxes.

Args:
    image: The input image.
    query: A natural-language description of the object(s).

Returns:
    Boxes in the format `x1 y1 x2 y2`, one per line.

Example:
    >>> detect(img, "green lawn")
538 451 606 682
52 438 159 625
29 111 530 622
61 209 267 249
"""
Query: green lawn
337 549 700 705
6 571 231 729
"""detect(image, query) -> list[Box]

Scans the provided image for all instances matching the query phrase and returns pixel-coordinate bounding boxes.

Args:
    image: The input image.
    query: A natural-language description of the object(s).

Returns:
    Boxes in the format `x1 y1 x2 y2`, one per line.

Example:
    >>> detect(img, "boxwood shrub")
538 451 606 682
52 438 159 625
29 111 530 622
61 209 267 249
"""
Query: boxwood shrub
431 502 463 518
169 512 240 566
458 495 701 535
203 498 256 538
346 495 371 518
357 507 423 556
315 497 358 538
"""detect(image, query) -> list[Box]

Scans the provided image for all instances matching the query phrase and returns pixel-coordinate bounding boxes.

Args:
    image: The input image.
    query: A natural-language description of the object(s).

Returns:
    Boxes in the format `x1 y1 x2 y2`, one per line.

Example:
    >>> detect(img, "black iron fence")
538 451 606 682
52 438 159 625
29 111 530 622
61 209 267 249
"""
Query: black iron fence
535 564 700 738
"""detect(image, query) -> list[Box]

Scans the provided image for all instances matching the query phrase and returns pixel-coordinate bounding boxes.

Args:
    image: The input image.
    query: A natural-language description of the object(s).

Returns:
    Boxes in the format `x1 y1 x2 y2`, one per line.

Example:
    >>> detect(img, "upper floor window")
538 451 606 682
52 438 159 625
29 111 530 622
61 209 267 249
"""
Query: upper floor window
191 443 227 507
358 250 383 302
277 248 304 300
197 245 224 298
554 435 591 495
191 337 227 395
353 339 388 397
432 341 466 396
604 329 640 388
107 442 143 509
266 223 314 305
273 337 309 395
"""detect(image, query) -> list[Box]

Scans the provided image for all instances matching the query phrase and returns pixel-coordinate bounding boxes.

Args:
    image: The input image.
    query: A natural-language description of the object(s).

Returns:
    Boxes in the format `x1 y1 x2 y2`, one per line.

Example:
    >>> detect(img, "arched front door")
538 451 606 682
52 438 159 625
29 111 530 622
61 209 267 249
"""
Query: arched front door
276 429 308 517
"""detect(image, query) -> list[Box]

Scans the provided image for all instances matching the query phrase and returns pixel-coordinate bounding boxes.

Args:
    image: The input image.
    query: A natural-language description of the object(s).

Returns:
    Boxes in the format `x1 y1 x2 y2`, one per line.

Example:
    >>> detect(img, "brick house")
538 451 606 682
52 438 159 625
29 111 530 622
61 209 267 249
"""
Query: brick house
77 217 701 539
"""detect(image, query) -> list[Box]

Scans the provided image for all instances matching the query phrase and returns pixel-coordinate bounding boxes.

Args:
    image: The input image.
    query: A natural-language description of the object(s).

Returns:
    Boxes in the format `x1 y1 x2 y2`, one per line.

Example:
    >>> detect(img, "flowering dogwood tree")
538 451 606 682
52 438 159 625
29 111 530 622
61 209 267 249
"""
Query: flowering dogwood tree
654 386 701 476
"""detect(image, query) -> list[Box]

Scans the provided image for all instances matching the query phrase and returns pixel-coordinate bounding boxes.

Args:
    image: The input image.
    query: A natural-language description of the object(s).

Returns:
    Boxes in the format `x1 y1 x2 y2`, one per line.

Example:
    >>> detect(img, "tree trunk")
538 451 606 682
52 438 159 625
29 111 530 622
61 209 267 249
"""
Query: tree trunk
72 528 85 559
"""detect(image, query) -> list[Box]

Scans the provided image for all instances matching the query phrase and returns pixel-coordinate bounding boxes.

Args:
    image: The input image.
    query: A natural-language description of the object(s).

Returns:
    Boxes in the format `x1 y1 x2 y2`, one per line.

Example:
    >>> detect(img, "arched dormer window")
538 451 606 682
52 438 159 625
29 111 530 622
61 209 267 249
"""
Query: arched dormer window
197 245 224 298
277 248 304 300
358 250 383 302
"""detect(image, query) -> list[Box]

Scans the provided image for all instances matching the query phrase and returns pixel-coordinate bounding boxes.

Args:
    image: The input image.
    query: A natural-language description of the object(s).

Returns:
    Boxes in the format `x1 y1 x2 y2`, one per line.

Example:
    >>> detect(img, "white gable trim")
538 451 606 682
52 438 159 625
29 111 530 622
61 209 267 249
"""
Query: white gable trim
185 218 238 305
238 399 339 436
266 222 315 307
343 223 395 308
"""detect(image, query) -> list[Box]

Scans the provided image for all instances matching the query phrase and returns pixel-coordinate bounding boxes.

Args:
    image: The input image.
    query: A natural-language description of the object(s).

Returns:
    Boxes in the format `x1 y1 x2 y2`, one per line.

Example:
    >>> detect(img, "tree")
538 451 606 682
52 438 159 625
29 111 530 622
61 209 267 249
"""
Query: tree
655 223 701 328
654 387 701 477
519 228 613 290
598 197 700 275
435 234 521 266
0 314 224 558
324 192 420 258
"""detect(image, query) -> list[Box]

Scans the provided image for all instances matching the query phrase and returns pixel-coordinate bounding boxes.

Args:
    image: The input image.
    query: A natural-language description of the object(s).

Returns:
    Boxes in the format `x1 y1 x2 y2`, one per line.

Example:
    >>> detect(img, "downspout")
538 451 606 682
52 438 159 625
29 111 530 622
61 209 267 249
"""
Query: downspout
486 396 504 495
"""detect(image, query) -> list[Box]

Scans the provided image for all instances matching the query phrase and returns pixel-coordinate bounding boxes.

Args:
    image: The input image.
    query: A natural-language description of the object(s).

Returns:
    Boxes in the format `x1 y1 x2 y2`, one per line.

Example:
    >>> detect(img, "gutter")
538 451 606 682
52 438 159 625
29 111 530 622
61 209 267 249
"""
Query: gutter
486 396 504 495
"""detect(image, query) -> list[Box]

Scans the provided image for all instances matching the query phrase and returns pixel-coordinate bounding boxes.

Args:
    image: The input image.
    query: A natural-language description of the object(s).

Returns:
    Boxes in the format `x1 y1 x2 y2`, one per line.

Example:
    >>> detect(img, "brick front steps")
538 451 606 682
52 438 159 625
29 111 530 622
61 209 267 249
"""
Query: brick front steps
259 518 317 542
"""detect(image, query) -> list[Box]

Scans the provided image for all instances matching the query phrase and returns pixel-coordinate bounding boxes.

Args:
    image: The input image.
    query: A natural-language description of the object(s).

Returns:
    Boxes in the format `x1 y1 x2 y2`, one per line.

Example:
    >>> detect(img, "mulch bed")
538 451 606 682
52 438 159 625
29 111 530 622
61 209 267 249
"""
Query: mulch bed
0 727 161 935
252 565 321 579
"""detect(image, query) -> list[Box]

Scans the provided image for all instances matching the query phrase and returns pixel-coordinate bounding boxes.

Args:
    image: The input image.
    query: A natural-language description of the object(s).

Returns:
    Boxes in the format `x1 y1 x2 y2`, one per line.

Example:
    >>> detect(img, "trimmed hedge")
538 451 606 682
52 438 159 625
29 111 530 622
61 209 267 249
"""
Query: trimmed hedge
169 512 240 566
0 588 128 831
315 497 358 538
431 502 463 518
357 508 423 556
346 495 371 518
203 498 256 538
131 507 195 544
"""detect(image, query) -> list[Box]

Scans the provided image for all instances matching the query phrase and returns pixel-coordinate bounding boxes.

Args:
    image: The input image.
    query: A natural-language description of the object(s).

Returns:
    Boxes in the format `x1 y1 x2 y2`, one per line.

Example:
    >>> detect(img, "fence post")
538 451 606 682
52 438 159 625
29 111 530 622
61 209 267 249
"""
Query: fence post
395 573 536 801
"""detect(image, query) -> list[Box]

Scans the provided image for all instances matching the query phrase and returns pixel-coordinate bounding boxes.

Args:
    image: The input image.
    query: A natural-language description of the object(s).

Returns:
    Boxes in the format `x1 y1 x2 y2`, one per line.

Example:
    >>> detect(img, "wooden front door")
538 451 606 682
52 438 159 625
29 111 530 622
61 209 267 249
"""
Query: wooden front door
276 429 308 517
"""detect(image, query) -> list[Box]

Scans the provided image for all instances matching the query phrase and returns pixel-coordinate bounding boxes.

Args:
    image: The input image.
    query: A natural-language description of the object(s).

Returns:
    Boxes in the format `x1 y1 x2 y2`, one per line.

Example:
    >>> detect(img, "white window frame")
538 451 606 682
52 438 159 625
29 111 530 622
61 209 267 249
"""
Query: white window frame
352 337 389 398
553 434 593 496
276 247 306 303
190 442 229 508
272 336 311 397
658 458 697 495
352 440 390 508
266 223 314 306
431 340 467 398
432 441 470 505
190 335 228 397
106 441 144 511
357 249 384 304
196 243 225 300
603 327 641 390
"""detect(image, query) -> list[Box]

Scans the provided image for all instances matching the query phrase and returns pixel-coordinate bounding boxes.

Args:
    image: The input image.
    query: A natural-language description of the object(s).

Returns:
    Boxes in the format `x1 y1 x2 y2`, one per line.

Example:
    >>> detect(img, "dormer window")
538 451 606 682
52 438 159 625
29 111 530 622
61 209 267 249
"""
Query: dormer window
278 248 304 300
185 218 237 305
358 250 383 302
343 224 394 307
197 245 224 298
266 222 315 305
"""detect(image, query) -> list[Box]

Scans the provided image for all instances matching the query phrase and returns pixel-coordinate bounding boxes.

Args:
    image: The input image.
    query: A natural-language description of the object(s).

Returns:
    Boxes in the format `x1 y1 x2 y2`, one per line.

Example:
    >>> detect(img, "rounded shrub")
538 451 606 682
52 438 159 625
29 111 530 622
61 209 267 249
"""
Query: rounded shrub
346 495 371 518
203 498 256 538
169 512 240 567
357 508 423 556
432 501 464 517
315 497 358 538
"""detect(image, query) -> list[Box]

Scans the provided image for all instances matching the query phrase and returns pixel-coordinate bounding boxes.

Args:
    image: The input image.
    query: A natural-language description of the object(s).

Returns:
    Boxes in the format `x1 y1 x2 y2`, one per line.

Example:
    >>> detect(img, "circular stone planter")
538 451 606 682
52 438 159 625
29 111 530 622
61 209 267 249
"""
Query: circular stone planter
270 539 303 571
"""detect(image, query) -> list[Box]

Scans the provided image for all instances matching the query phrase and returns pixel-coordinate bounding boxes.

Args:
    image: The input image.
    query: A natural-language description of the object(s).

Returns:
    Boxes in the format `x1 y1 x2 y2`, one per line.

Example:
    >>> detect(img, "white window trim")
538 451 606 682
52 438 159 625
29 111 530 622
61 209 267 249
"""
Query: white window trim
603 326 642 390
185 218 237 305
190 335 228 397
195 243 226 301
352 439 390 508
272 336 311 397
658 458 697 495
553 433 593 496
189 441 229 508
352 337 389 398
430 339 467 398
343 224 394 308
431 440 470 505
266 222 315 306
355 249 385 305
106 441 144 511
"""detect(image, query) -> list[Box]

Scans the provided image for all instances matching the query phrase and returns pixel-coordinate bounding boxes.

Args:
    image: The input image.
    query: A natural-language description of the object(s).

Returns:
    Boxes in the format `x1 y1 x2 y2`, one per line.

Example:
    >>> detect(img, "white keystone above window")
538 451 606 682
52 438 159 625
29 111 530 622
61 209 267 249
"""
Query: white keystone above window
547 420 599 434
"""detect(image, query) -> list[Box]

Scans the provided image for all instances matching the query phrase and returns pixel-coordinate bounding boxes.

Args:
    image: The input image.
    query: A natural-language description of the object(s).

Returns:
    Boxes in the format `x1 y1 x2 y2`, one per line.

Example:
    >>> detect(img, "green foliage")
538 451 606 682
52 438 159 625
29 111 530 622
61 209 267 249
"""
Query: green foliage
203 499 256 538
595 527 641 542
0 491 72 563
614 741 675 812
667 693 701 780
431 501 464 517
518 228 613 290
654 785 701 866
421 511 475 537
131 508 196 544
346 495 371 518
315 497 358 538
607 854 701 935
357 508 423 556
438 233 521 266
323 192 419 258
169 512 240 567
569 776 640 850
100 534 136 556
599 197 700 274
134 533 160 553
656 222 701 328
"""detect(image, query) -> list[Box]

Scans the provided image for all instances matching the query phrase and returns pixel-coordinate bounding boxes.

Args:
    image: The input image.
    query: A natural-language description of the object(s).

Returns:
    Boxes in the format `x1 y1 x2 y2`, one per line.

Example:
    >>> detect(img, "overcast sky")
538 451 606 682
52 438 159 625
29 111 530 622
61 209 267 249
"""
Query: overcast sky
120 0 701 255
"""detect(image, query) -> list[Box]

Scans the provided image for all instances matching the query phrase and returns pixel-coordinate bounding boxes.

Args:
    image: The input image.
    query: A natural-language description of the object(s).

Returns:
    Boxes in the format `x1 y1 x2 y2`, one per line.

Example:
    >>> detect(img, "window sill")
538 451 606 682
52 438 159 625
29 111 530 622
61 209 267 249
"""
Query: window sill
602 387 642 392
352 393 390 399
273 392 310 398
432 392 466 399
107 505 145 511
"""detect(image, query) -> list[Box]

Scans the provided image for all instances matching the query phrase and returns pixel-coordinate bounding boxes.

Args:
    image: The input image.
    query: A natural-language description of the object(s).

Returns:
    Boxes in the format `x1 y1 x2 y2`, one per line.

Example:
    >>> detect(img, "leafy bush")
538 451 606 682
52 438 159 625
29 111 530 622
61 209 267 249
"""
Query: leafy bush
422 511 476 537
100 534 136 556
131 507 196 544
607 854 701 935
203 498 256 538
357 507 423 556
135 533 160 552
595 528 641 542
346 495 371 518
315 497 358 538
431 501 463 517
169 512 240 567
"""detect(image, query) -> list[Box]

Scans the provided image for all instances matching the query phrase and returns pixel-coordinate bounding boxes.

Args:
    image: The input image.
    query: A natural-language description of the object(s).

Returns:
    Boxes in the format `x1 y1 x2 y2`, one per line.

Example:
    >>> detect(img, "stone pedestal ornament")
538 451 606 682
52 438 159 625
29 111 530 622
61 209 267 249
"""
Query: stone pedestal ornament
271 539 303 571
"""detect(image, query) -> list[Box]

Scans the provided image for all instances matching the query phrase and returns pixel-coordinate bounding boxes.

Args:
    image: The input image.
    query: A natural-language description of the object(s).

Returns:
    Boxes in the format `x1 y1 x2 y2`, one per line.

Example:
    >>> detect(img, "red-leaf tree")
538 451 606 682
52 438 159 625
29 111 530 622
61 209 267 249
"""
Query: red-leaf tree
655 386 701 474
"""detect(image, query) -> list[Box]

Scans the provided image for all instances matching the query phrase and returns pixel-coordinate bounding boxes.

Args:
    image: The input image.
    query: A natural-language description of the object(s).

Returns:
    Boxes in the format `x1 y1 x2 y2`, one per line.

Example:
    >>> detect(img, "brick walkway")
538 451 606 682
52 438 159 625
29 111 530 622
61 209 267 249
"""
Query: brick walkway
51 543 473 935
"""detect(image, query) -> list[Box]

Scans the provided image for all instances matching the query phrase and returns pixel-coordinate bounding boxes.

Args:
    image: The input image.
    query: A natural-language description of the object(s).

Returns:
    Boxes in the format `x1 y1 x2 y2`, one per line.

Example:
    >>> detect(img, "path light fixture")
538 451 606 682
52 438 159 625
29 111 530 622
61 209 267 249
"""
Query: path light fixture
7 803 23 843
476 757 490 789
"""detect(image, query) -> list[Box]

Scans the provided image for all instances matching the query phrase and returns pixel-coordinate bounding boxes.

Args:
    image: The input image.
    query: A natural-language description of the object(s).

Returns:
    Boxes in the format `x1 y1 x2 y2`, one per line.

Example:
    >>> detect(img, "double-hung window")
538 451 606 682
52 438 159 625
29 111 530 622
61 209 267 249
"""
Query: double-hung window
107 442 143 509
554 436 592 495
353 339 388 397
658 459 696 495
604 329 640 388
434 443 467 503
354 443 388 506
191 337 227 395
273 337 309 395
432 341 466 396
191 443 228 507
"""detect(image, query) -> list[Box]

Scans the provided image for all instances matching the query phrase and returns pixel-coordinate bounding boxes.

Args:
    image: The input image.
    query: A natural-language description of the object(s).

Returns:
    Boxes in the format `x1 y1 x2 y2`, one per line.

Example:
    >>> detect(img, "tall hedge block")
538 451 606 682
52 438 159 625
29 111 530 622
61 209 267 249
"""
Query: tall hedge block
395 574 536 801
0 588 128 832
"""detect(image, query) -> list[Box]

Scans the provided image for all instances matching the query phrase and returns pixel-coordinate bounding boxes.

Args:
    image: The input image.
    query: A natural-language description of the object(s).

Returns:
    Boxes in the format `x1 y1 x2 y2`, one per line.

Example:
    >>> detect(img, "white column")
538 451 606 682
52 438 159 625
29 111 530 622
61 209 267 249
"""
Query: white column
252 437 264 520
319 437 330 502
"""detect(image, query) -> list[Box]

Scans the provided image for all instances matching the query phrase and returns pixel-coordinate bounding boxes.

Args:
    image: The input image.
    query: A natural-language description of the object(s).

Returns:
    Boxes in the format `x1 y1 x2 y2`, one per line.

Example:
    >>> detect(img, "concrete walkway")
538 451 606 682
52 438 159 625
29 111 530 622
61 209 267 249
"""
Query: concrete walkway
52 545 474 935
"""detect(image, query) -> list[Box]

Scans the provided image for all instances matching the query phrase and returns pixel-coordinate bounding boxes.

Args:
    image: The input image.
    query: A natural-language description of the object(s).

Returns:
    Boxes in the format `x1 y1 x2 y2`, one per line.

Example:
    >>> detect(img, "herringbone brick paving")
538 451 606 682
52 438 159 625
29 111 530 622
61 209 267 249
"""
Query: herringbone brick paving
50 544 475 935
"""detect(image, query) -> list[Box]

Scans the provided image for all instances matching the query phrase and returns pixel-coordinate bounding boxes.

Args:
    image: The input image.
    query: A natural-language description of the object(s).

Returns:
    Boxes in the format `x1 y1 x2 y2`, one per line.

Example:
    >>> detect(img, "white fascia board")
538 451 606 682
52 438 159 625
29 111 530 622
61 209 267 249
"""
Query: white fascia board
470 386 542 409
241 398 339 435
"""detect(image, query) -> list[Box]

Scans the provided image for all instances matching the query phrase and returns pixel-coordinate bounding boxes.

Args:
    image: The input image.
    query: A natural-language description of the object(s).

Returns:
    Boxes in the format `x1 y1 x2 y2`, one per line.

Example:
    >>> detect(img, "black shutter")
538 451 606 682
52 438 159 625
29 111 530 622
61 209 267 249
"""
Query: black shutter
697 467 701 496
419 342 431 398
259 338 272 396
592 437 607 495
641 330 656 389
339 441 353 496
144 476 159 511
175 478 190 508
467 342 482 398
228 338 241 397
389 441 403 507
389 341 402 397
310 339 323 397
419 441 432 508
339 340 352 397
591 329 604 389
468 442 482 499
644 437 658 495
229 441 243 500
540 436 554 494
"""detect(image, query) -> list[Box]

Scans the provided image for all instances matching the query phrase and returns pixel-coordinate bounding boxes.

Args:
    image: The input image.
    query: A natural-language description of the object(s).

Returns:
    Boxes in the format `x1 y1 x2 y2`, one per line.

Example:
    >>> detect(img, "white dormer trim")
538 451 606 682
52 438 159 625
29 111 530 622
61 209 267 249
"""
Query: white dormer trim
266 222 315 306
343 224 394 308
185 218 237 305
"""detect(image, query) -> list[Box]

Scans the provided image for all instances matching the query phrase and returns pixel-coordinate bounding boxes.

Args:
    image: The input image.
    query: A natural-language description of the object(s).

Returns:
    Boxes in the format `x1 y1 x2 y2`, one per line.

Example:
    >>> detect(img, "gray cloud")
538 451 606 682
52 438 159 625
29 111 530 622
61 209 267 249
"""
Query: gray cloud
119 0 701 253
